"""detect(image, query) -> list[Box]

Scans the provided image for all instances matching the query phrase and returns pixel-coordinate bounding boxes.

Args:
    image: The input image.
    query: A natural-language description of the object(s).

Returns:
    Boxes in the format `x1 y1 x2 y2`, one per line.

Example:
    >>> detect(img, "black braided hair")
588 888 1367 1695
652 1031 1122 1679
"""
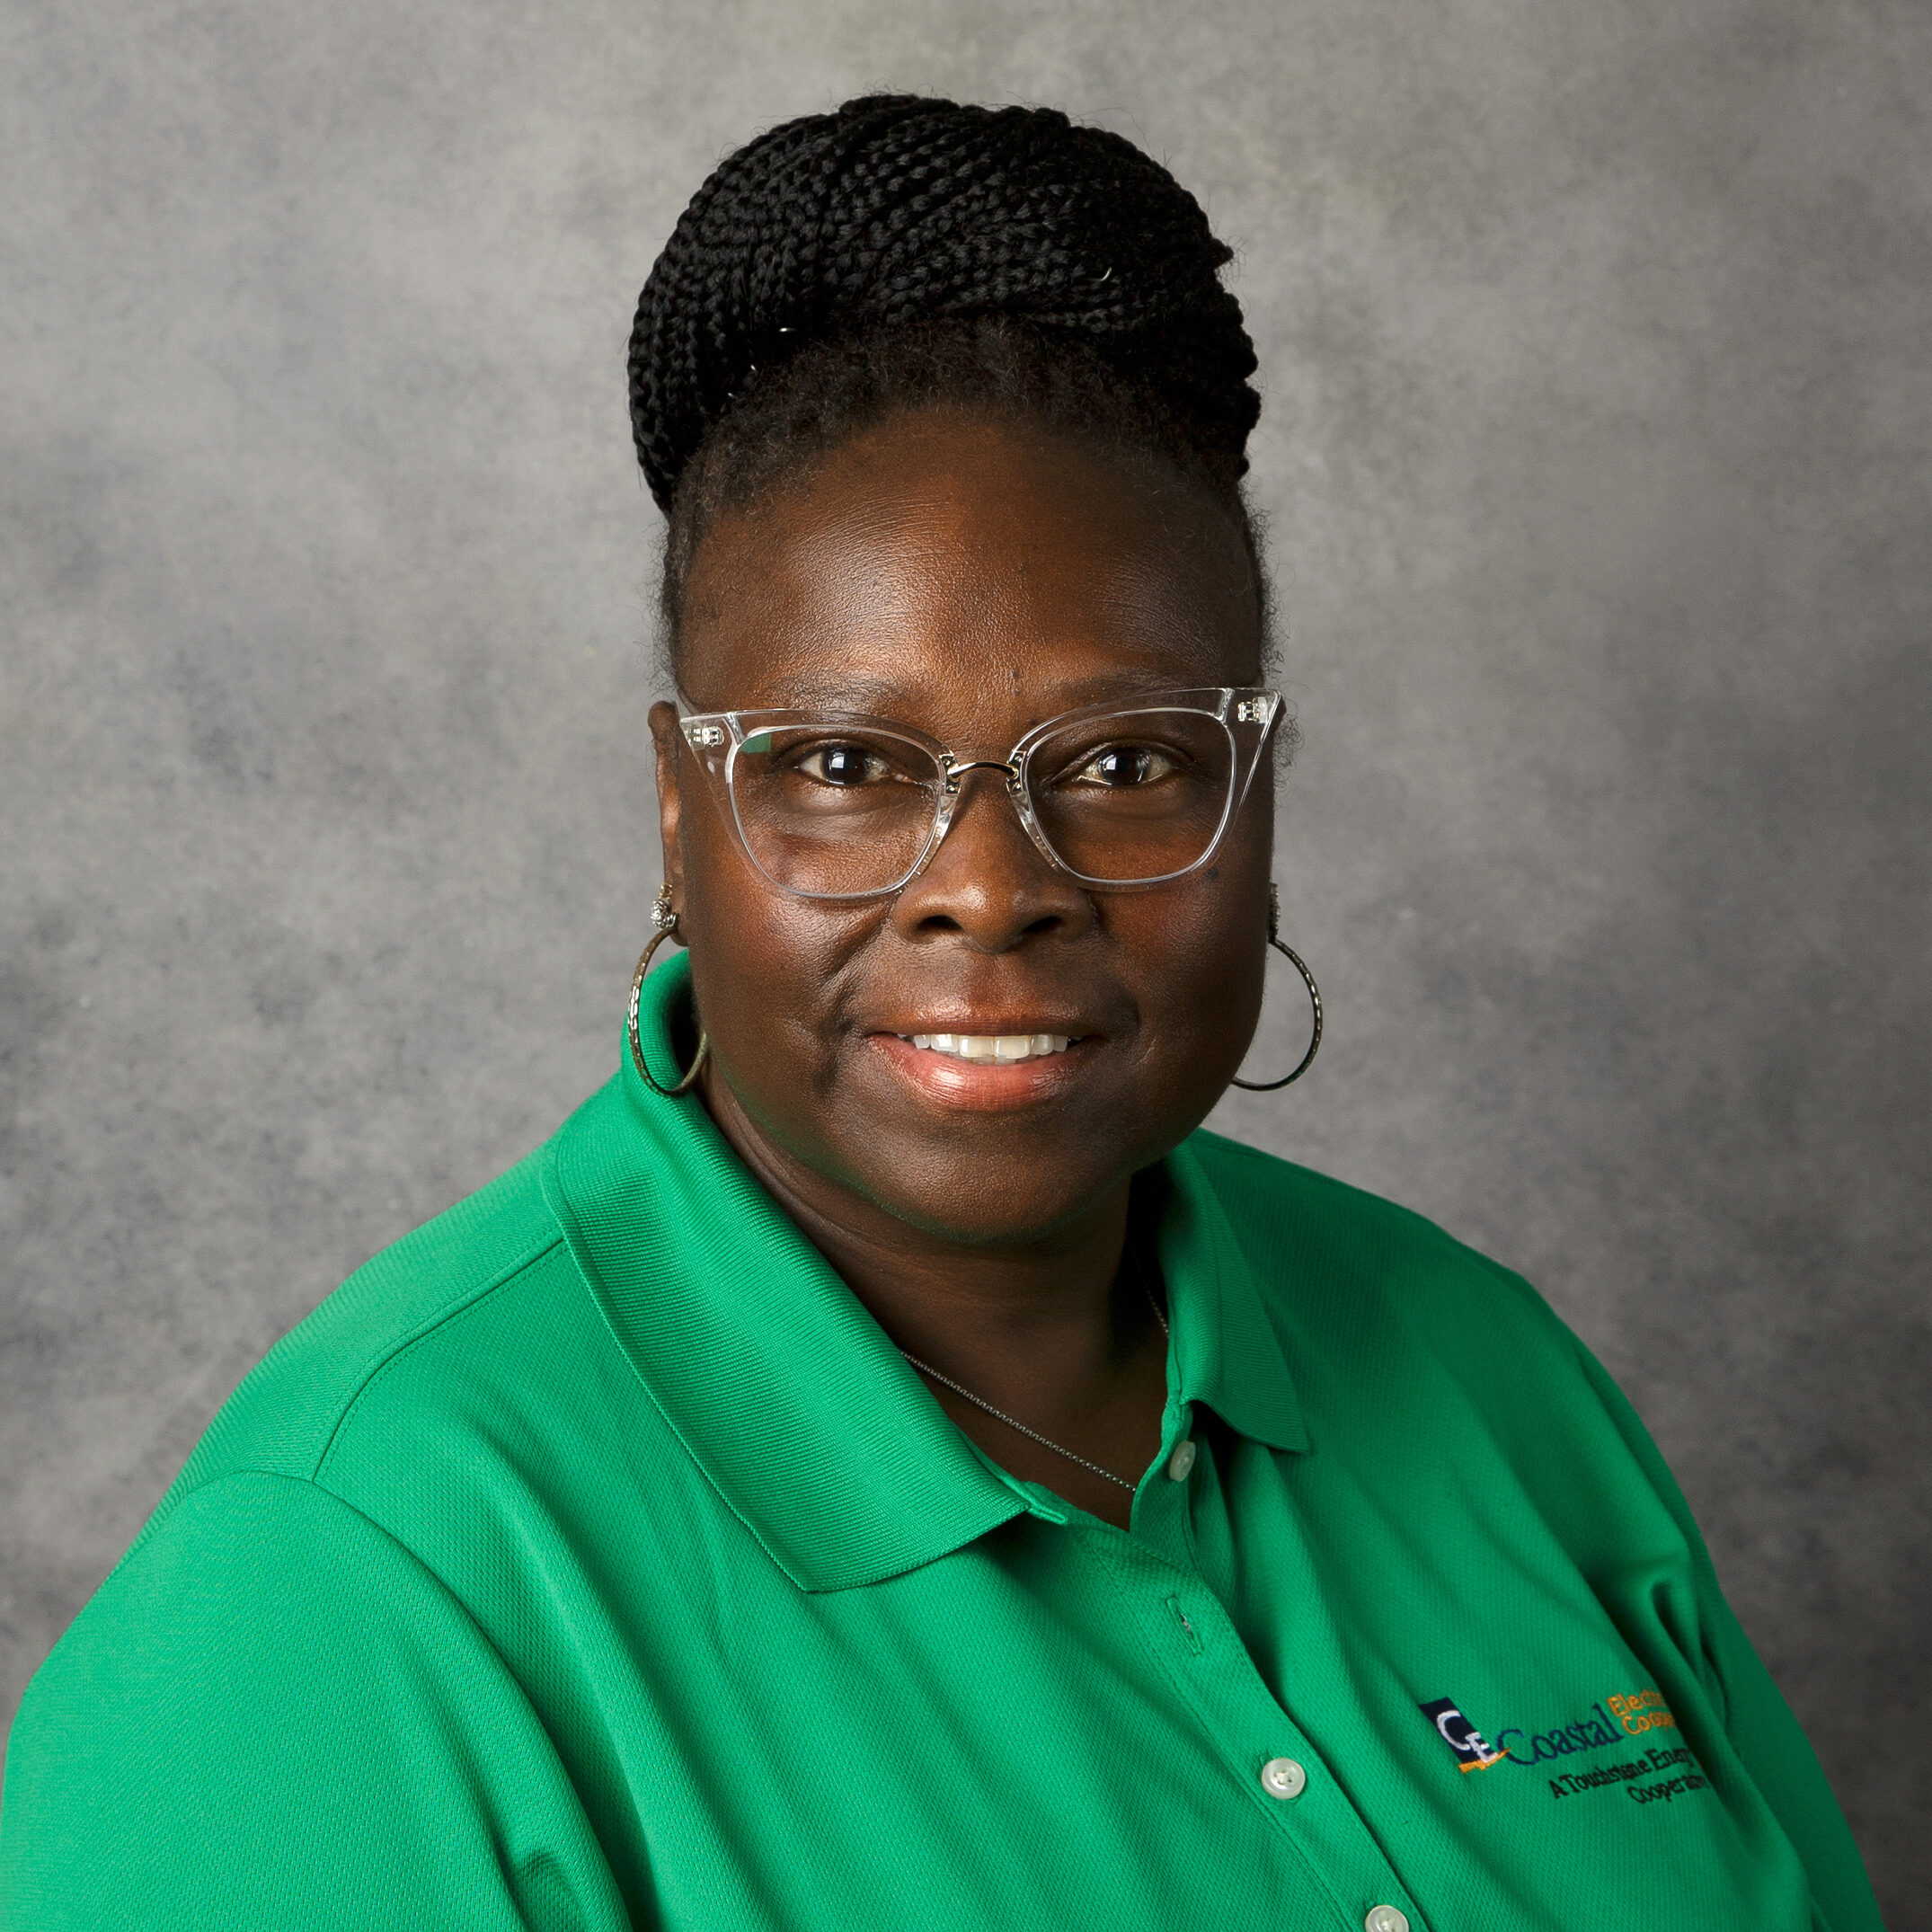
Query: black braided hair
629 94 1269 661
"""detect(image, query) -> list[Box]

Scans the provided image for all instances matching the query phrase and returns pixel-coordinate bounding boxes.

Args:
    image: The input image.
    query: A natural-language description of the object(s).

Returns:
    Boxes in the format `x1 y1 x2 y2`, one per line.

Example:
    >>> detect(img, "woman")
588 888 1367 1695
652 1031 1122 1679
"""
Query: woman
0 94 1881 1931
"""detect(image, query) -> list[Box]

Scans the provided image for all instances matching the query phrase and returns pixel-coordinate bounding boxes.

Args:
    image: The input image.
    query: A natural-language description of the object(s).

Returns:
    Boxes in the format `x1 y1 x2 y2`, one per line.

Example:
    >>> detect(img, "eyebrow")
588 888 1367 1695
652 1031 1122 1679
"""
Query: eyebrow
683 668 1222 717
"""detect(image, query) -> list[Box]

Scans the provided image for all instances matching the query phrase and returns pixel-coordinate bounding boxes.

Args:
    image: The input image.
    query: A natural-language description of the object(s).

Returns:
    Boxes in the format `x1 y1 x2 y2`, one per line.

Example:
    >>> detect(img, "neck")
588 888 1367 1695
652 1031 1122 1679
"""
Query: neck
697 1060 1170 1525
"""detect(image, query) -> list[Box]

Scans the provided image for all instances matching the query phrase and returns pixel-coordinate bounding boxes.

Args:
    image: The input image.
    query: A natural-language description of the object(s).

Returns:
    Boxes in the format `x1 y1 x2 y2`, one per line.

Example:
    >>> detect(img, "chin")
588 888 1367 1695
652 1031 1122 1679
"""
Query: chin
838 1142 1146 1247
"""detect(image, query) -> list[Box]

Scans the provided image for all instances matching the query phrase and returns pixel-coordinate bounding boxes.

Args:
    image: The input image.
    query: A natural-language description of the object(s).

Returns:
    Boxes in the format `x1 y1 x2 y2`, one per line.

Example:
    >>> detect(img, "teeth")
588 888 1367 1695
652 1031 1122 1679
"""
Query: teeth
908 1032 1072 1062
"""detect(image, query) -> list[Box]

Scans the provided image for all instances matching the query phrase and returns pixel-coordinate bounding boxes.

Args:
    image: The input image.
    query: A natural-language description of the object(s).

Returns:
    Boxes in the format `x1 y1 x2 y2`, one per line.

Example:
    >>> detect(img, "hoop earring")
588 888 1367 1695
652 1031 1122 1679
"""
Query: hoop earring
628 886 711 1099
1231 884 1323 1091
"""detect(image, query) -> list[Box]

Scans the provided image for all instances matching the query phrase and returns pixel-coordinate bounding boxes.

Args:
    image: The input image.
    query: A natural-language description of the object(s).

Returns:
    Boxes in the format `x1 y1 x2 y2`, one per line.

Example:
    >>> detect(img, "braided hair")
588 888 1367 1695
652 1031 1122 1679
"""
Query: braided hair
629 94 1269 662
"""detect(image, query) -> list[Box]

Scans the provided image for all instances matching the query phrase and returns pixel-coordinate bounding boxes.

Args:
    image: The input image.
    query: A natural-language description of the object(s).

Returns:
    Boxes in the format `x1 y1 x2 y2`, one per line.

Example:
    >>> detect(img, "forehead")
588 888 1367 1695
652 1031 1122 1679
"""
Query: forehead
676 409 1262 727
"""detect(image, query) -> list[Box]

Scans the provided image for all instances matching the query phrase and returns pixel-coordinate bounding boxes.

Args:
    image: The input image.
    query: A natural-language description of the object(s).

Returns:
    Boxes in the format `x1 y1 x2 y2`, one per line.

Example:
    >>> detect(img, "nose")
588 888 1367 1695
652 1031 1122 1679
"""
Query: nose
890 765 1096 950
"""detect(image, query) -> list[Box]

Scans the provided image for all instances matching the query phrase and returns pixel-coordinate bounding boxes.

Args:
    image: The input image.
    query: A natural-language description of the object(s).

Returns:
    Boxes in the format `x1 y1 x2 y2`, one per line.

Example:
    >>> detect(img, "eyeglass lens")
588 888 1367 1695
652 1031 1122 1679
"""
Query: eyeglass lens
729 709 1236 895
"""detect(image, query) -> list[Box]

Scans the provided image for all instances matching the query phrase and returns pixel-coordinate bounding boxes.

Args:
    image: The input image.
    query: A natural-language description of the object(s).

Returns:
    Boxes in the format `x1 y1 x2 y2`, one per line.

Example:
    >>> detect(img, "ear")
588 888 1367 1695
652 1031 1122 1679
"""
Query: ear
647 699 687 926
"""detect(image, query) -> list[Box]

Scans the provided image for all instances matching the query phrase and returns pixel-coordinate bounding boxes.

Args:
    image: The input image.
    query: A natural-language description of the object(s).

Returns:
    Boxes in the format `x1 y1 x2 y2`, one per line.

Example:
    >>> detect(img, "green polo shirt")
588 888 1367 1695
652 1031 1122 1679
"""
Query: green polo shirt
0 953 1879 1931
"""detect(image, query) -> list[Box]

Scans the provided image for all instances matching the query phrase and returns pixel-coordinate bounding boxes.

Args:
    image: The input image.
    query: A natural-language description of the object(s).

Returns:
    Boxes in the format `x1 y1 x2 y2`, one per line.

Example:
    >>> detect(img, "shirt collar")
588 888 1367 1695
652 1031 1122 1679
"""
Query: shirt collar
542 951 1305 1594
1157 1139 1311 1458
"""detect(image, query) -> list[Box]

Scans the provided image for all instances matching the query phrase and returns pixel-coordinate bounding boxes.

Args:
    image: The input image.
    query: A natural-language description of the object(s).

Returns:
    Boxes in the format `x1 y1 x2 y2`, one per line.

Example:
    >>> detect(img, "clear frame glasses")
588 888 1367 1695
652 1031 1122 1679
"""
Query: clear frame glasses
677 686 1282 900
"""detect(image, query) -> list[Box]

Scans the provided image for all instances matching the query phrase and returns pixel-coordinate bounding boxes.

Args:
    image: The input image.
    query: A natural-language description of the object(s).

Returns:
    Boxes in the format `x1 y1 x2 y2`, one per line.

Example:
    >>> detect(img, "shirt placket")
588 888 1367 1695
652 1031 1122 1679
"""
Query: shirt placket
1091 1400 1430 1932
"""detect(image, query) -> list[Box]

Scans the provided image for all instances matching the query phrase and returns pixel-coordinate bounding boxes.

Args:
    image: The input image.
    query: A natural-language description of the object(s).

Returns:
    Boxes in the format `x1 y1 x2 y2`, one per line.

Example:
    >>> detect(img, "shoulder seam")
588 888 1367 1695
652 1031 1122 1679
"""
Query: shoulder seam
143 1465 536 1684
1191 1130 1566 1329
1192 1128 1483 1255
308 1228 565 1483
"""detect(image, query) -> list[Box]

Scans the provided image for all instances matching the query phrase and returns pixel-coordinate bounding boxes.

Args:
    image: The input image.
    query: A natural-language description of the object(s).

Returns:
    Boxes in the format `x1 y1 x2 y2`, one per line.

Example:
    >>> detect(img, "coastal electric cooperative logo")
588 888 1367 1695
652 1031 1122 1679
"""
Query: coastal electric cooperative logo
1419 1689 1711 1807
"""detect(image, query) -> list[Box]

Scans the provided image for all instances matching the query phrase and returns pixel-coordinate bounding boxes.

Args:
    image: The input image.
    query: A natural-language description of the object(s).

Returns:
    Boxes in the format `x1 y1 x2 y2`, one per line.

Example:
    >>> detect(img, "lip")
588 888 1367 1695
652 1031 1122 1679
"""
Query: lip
867 1028 1102 1112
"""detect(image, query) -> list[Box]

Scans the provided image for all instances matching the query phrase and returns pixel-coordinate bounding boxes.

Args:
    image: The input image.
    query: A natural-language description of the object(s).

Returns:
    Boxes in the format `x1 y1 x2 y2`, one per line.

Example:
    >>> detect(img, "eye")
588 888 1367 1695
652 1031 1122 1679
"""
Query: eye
1071 744 1180 788
794 742 889 786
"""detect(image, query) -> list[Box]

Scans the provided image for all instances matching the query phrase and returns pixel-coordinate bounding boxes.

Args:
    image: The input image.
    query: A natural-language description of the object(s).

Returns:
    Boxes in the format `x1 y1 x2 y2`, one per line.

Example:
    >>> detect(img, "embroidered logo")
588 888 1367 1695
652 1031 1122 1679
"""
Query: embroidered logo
1419 1687 1708 1808
1606 1688 1677 1736
1418 1697 1508 1772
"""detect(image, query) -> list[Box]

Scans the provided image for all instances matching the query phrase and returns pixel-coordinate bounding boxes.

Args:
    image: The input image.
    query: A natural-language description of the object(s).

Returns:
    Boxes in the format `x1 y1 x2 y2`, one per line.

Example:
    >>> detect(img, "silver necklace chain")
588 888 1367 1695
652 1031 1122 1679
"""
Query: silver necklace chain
897 1286 1172 1494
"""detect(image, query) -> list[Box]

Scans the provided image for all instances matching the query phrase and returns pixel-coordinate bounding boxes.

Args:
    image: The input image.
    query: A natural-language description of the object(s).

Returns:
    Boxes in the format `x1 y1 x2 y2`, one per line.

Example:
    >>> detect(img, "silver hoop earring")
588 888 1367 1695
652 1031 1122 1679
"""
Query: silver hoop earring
628 886 711 1099
1231 884 1323 1092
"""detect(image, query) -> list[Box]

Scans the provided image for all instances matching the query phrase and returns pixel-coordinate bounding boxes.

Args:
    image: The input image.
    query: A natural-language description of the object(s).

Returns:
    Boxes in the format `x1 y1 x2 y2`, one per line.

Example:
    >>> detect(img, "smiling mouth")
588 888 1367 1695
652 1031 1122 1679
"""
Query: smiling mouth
902 1032 1075 1063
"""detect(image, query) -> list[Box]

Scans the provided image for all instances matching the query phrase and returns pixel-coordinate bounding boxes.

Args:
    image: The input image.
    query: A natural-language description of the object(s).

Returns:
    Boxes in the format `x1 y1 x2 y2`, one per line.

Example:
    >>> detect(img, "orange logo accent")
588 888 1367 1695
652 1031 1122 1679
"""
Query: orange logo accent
1606 1689 1679 1737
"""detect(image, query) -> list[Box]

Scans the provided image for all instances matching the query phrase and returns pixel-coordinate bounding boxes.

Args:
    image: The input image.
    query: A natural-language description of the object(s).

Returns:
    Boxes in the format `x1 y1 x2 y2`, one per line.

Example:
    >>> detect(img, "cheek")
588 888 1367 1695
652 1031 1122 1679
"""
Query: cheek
677 806 873 1101
1132 804 1274 1046
1122 883 1268 1078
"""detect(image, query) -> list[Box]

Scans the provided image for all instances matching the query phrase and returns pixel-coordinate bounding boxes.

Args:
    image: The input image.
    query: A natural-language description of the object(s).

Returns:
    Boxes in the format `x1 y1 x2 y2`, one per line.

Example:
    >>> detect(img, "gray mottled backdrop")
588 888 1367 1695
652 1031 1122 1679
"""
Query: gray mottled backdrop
3 0 1927 1917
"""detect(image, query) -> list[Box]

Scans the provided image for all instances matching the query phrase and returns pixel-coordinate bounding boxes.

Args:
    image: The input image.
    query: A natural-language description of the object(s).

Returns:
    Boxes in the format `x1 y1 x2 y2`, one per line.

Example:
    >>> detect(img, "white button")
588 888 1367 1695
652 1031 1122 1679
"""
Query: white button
1166 1440 1197 1481
1260 1756 1307 1800
1364 1909 1409 1932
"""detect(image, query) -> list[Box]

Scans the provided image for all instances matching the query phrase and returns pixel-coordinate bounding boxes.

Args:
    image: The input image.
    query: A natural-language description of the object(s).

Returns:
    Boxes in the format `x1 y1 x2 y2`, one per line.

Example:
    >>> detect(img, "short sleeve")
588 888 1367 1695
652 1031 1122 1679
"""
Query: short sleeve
1573 1345 1884 1932
0 1472 632 1932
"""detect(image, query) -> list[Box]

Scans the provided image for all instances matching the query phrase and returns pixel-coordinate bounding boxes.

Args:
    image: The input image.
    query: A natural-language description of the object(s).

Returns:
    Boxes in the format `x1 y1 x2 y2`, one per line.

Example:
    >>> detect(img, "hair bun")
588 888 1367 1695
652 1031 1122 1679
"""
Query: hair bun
629 93 1260 513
